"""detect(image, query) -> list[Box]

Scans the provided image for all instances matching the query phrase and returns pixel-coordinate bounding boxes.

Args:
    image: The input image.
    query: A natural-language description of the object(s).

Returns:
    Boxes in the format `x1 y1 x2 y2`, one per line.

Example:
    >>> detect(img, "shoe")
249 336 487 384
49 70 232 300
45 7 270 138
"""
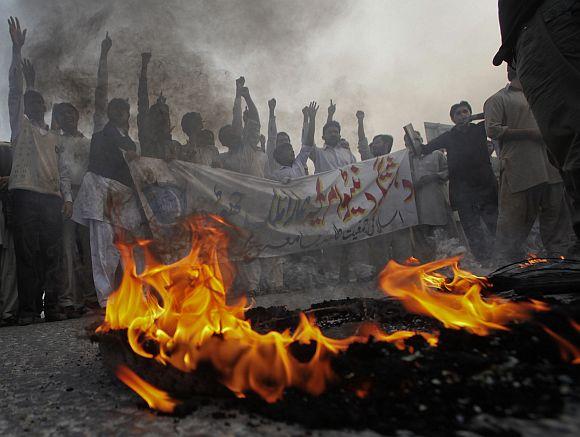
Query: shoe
17 315 35 326
62 306 83 319
45 311 67 322
0 316 18 327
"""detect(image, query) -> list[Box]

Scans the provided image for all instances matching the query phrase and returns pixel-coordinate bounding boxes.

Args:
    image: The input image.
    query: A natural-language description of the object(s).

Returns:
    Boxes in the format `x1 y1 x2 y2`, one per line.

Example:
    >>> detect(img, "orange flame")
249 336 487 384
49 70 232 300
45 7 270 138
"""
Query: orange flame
98 215 432 406
378 257 548 335
99 216 567 410
116 365 180 413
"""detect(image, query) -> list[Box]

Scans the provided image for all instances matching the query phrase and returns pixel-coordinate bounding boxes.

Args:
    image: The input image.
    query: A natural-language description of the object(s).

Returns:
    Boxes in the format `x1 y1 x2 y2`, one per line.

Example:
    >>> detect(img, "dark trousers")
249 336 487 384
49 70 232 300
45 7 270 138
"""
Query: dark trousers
516 0 580 237
11 190 63 318
455 196 498 261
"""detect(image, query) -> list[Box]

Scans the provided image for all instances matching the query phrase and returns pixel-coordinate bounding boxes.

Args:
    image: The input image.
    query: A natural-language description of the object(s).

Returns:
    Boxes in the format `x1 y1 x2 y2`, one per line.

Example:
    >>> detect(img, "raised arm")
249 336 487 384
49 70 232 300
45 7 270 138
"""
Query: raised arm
8 16 26 143
306 101 318 148
356 110 372 160
22 58 35 90
327 99 336 124
232 76 244 136
241 85 259 123
138 52 151 116
266 98 278 169
301 105 309 145
421 132 448 155
93 32 112 133
240 85 260 149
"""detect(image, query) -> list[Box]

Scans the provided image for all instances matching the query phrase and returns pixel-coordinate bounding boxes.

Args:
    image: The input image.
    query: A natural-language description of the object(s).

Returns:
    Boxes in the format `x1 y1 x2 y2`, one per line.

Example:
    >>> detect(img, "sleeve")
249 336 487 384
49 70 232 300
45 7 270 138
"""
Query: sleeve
8 48 24 144
483 95 508 141
295 145 313 168
93 50 109 134
57 144 73 202
301 117 309 146
358 135 373 160
266 113 278 175
422 132 449 155
232 94 243 137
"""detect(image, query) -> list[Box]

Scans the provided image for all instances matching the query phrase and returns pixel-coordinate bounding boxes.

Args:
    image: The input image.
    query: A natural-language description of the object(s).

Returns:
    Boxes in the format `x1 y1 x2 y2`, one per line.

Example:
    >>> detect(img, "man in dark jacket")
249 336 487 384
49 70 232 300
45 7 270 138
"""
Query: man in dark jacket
494 0 580 255
422 101 498 262
75 98 141 308
88 98 137 188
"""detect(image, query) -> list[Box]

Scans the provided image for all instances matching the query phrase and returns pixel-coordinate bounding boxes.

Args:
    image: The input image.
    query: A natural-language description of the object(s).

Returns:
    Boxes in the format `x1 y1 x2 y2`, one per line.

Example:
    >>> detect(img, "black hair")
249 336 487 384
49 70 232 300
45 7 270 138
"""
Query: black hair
23 89 44 106
107 98 130 118
322 120 341 136
181 112 203 135
449 101 472 120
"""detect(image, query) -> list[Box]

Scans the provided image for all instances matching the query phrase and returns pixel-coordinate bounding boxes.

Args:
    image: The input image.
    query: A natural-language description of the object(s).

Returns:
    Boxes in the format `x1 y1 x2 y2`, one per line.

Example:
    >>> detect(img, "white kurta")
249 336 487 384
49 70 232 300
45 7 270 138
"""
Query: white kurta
412 151 450 226
73 171 144 307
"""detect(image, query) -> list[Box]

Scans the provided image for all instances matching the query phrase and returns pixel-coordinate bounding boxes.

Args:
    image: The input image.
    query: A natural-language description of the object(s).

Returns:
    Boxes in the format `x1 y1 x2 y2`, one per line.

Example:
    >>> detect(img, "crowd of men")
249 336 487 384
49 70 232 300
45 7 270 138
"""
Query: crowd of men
0 1 578 327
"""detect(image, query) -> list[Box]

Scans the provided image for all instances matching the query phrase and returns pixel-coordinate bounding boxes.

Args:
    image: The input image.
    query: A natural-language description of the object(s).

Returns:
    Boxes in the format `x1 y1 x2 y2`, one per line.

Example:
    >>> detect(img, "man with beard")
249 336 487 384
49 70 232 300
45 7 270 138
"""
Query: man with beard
310 119 356 174
7 17 72 324
264 98 311 178
494 0 580 255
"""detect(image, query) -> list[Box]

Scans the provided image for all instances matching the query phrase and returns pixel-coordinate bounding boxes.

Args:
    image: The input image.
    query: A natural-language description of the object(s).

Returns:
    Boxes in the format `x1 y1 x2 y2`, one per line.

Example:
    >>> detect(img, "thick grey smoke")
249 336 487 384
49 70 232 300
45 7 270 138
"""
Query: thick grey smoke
0 0 346 142
0 1 506 151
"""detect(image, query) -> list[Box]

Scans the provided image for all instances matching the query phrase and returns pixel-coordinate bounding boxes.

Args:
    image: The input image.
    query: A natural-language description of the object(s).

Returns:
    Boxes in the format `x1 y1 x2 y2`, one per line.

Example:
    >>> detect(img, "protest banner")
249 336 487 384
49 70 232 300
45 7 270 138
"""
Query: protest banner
126 149 418 258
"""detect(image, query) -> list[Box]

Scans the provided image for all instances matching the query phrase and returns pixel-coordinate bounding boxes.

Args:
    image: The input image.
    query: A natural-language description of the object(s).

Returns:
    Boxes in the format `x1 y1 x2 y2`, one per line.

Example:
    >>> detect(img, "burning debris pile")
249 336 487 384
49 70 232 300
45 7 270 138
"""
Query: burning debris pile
92 215 579 436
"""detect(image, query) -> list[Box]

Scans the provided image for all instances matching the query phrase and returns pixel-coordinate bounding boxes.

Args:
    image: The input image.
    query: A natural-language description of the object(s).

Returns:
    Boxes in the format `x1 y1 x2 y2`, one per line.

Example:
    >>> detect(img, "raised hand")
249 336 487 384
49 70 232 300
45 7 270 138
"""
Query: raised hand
356 110 365 121
268 98 276 112
8 16 26 49
101 31 112 54
308 101 319 119
22 58 35 88
328 99 336 117
302 106 309 117
141 52 151 66
236 76 245 94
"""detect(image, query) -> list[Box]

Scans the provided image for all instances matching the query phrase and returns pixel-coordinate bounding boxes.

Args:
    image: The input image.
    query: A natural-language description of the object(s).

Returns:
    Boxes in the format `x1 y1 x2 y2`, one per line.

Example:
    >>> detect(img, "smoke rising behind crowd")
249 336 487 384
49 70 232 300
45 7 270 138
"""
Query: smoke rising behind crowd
0 0 505 149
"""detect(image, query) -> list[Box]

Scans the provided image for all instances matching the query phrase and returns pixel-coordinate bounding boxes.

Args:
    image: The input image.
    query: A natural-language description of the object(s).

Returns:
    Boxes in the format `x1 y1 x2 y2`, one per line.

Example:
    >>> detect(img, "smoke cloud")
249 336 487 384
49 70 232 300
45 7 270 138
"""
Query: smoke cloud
0 1 505 153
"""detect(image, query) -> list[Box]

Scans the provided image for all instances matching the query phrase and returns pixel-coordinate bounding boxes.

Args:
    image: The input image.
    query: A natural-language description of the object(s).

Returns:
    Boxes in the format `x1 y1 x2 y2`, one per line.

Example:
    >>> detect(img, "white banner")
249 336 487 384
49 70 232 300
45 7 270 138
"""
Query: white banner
126 149 418 258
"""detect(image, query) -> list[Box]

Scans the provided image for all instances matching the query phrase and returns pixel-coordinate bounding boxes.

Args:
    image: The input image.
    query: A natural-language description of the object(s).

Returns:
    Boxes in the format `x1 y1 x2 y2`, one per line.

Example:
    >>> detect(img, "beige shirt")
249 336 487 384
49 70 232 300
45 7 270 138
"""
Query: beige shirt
484 84 561 194
9 118 72 201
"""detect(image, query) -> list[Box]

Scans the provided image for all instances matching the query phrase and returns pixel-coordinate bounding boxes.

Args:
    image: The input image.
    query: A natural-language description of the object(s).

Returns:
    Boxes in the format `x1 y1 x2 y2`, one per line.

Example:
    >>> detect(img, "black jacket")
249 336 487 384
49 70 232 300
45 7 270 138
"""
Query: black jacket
423 122 497 206
493 0 544 66
87 122 137 188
